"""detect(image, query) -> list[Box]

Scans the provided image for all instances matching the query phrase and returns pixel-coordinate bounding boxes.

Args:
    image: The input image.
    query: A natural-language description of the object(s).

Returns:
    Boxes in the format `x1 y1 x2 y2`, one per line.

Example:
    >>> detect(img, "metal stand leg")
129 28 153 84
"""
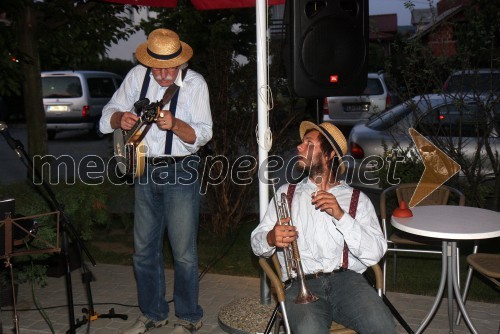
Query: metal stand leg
415 241 448 334
264 304 279 334
263 301 291 334
364 268 414 334
279 301 291 334
451 242 478 334
393 245 398 286
382 254 387 294
447 243 454 333
5 260 19 334
456 241 479 325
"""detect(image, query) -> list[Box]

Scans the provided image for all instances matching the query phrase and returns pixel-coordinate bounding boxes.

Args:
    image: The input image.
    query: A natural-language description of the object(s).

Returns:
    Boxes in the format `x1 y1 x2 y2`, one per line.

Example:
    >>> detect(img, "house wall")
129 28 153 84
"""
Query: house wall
424 23 457 57
437 0 471 14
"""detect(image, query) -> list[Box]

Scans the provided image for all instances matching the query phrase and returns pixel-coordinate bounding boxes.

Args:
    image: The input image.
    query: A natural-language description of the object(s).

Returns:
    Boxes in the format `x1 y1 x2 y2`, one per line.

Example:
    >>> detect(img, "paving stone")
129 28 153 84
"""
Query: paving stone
1 264 498 333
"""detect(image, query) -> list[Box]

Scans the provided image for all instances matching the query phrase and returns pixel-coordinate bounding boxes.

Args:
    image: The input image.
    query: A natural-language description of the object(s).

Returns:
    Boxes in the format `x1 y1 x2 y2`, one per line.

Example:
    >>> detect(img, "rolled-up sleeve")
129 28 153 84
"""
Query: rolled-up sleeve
334 192 387 268
99 67 143 134
251 186 286 258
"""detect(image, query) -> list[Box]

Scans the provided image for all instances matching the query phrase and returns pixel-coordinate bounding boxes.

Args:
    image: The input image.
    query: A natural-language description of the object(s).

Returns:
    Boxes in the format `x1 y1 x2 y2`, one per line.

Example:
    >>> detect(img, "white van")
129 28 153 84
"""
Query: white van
323 72 393 127
42 70 123 139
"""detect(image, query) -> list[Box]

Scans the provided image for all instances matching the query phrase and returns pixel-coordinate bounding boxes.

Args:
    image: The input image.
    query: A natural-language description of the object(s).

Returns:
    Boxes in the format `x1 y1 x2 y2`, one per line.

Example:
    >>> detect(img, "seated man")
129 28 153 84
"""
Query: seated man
251 121 396 334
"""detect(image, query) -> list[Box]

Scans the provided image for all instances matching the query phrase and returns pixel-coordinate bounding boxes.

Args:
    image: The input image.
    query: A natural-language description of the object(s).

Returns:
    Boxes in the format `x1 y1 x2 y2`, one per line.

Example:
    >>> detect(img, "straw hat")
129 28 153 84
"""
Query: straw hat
135 28 193 68
299 121 348 175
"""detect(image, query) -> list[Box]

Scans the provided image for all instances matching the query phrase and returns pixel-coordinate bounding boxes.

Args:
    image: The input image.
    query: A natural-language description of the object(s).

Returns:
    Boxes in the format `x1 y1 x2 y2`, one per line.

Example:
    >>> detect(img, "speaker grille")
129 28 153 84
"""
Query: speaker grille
301 18 366 88
286 0 368 97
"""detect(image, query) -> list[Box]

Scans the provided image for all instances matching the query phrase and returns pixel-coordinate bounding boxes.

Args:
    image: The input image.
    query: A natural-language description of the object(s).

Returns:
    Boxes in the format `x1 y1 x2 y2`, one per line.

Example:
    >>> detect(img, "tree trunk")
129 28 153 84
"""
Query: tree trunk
18 3 48 160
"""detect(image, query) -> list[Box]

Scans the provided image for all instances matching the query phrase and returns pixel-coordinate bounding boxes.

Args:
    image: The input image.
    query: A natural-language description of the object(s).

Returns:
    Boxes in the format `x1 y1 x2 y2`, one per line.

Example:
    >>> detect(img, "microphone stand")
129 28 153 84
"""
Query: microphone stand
1 129 126 333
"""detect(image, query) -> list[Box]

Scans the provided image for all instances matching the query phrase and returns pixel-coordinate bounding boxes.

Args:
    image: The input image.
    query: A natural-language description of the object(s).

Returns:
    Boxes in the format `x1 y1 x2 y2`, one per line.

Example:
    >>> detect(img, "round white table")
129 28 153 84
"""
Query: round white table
391 205 500 334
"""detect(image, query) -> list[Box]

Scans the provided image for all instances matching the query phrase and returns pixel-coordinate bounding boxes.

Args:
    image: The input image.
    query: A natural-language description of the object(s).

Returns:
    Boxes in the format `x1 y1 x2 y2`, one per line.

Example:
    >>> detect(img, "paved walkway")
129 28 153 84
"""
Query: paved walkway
1 263 499 334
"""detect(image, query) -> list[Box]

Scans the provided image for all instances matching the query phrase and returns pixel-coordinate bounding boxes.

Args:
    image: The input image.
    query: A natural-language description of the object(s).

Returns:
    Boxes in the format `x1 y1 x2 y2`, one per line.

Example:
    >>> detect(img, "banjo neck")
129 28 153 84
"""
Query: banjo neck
124 117 146 144
124 102 162 144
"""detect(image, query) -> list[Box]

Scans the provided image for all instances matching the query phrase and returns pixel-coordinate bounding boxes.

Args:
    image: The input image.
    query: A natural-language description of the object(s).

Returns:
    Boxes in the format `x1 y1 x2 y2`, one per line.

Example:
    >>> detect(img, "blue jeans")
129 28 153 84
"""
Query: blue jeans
133 159 203 323
285 270 396 334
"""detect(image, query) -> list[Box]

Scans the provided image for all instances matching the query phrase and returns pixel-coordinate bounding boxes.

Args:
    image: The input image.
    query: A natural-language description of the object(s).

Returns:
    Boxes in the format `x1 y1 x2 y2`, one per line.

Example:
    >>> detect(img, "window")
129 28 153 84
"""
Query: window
42 77 82 98
419 102 488 138
445 72 500 93
362 78 384 95
87 78 117 98
367 99 426 131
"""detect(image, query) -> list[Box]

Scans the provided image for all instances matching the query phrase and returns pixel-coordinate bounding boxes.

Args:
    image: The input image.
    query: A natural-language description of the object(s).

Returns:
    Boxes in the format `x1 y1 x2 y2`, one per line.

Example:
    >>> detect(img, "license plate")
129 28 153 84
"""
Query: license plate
47 105 69 112
344 104 369 112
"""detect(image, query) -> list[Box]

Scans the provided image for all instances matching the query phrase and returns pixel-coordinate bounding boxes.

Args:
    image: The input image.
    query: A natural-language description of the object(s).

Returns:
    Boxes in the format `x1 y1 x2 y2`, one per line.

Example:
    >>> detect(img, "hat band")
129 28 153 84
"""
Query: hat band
147 46 183 61
318 125 344 156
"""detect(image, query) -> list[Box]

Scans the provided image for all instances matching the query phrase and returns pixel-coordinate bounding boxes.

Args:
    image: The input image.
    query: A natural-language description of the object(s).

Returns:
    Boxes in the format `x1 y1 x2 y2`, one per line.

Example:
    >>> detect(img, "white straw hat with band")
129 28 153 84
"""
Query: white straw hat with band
135 28 193 68
299 121 348 175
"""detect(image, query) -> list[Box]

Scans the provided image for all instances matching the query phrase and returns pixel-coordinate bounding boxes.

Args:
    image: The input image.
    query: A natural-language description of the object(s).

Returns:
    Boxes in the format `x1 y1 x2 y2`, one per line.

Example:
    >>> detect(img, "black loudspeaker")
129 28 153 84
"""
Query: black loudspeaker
285 0 368 97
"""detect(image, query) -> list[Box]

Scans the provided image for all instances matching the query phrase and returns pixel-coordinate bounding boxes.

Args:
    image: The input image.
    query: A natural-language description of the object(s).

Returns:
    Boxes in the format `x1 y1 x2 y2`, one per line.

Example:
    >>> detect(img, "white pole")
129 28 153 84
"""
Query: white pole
256 0 270 304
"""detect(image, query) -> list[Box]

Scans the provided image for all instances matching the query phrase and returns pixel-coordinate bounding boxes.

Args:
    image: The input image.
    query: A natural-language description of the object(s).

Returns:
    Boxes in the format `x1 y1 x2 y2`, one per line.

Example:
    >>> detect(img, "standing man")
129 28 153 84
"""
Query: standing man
100 28 213 334
251 121 395 333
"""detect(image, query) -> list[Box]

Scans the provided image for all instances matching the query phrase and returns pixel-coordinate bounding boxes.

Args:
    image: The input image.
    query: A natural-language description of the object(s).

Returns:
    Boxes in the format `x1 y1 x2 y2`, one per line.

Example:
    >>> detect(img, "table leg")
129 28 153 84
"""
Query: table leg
451 241 478 334
455 241 479 325
447 242 454 333
415 241 448 334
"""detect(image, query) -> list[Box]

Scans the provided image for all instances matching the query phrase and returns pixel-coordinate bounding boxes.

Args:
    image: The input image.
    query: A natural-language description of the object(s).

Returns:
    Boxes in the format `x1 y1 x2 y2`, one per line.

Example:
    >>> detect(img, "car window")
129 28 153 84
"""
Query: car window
363 78 384 95
42 77 82 98
366 100 423 130
418 101 496 138
87 77 117 98
445 73 500 93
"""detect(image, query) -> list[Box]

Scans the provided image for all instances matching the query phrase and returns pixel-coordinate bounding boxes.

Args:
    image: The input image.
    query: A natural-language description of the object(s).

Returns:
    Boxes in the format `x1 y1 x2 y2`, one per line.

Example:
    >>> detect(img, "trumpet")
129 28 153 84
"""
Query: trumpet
273 191 318 304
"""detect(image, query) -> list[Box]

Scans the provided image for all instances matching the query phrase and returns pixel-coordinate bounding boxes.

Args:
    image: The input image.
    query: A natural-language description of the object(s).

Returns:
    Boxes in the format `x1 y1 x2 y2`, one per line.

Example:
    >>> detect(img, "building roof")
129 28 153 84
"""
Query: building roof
369 13 398 41
409 5 465 40
370 14 398 33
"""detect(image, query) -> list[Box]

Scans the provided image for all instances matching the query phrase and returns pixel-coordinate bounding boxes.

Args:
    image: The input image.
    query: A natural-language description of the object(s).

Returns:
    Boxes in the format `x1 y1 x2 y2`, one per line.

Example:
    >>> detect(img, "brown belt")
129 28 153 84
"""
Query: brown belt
285 268 347 286
304 268 346 280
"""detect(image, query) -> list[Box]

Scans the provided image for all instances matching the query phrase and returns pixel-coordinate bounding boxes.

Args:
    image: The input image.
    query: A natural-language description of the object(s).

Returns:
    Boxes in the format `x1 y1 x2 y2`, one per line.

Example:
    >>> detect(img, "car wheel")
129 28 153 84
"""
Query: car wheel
47 130 56 140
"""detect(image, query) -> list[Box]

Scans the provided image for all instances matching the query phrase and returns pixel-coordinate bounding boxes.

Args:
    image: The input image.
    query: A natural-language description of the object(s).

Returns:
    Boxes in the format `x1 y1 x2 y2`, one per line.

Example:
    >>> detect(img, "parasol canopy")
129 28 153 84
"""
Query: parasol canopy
102 0 285 10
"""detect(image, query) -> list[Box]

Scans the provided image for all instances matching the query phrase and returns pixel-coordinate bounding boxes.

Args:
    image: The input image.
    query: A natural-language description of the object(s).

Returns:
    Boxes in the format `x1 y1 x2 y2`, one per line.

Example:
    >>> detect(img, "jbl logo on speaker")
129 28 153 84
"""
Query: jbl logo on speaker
284 0 368 98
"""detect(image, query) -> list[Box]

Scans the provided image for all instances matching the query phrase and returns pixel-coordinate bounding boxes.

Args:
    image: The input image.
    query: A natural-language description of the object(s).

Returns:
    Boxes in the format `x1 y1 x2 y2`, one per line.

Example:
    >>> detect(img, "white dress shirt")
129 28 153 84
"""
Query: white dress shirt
99 65 213 157
251 178 387 281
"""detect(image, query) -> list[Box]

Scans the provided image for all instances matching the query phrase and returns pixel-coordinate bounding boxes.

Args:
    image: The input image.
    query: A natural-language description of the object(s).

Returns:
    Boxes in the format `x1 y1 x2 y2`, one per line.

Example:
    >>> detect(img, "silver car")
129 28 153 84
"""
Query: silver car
323 72 393 126
42 71 123 139
444 68 500 93
344 94 500 189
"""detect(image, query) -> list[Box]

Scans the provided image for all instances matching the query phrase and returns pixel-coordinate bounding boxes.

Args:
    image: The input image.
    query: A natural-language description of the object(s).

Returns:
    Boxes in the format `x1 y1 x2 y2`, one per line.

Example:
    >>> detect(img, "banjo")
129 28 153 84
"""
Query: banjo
113 99 162 178
113 68 187 178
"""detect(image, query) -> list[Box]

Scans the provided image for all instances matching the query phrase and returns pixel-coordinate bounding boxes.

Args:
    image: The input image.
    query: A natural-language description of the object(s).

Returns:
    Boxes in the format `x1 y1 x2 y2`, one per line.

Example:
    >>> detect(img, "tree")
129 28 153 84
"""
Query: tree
142 1 304 236
384 0 500 210
0 0 136 159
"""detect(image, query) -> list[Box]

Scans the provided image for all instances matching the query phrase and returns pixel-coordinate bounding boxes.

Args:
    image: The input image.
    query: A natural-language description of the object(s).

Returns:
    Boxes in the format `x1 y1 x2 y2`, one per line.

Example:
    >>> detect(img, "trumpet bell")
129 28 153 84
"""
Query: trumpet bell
294 275 319 304
295 291 319 304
